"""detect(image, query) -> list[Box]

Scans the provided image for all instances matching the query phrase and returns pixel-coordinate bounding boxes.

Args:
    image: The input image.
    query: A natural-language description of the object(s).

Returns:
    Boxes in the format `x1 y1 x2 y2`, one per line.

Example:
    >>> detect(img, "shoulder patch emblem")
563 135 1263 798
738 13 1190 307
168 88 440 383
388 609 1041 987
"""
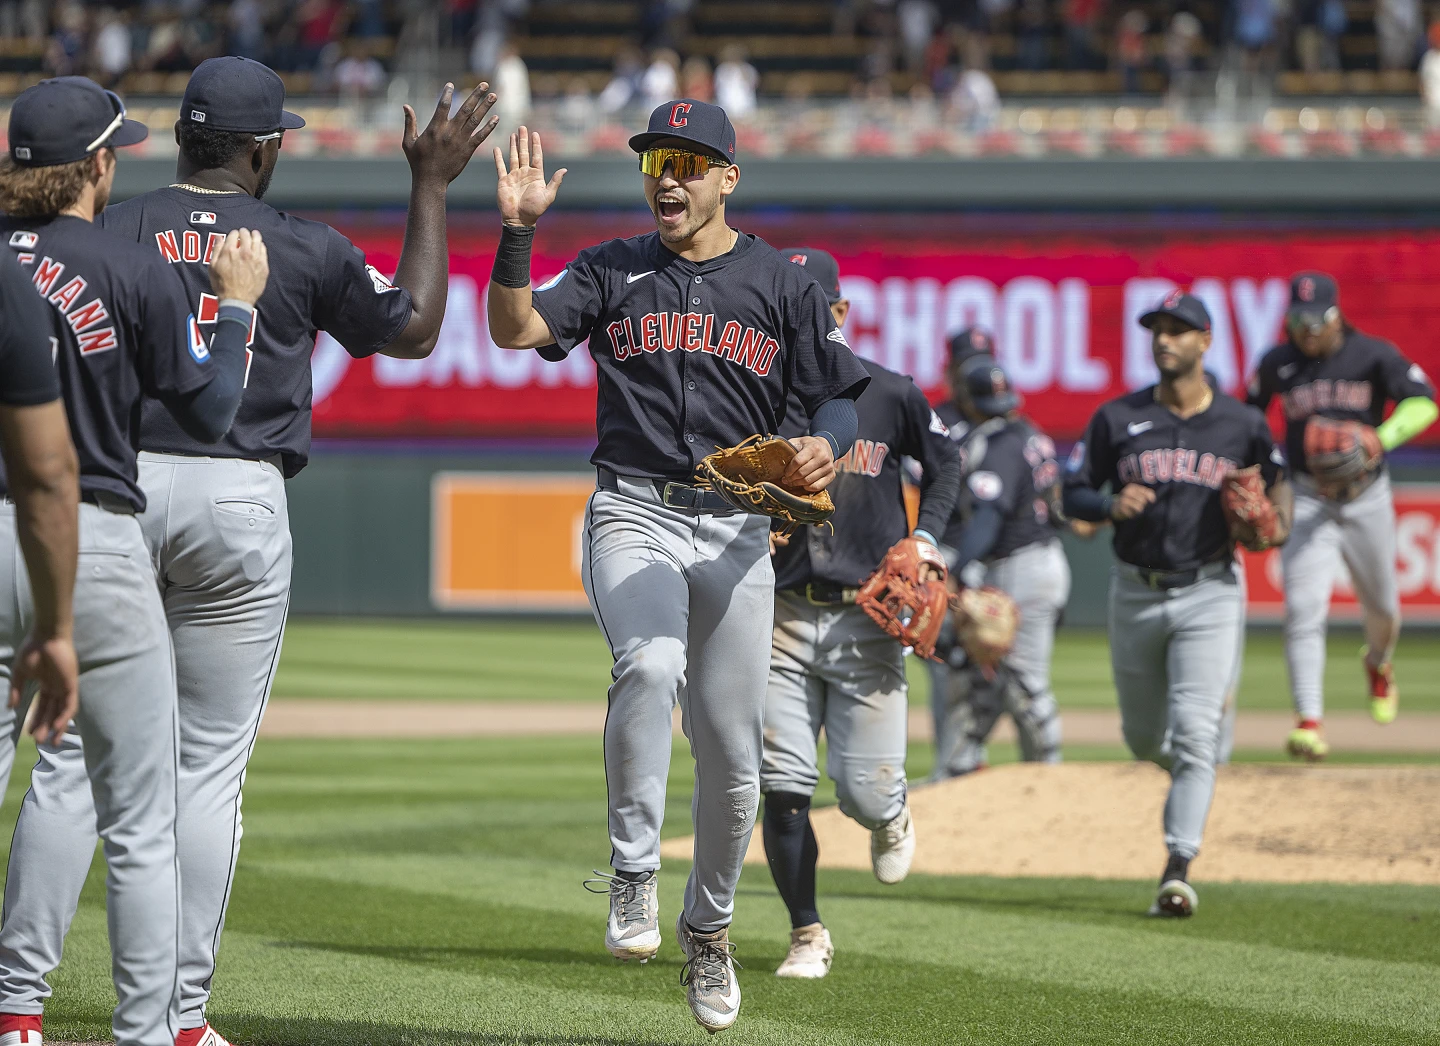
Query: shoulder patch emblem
968 470 1003 501
1270 445 1287 466
928 410 949 437
826 327 848 346
187 314 210 363
535 269 567 292
365 265 398 294
1409 363 1431 387
1066 441 1086 473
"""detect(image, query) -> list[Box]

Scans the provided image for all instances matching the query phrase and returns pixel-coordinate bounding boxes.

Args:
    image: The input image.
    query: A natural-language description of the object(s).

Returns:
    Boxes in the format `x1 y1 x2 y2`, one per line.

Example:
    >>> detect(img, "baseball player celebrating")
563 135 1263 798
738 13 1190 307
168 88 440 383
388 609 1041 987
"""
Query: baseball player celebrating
1247 273 1437 760
0 77 270 1046
933 356 1068 778
760 248 959 980
0 60 495 1046
1063 292 1291 918
487 103 868 1032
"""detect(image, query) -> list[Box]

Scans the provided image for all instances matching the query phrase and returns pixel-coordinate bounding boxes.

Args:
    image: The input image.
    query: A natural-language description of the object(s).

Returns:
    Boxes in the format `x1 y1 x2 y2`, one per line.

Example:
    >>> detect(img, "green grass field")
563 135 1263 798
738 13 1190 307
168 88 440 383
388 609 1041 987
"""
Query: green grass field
17 733 1440 1046
18 620 1440 1044
272 618 1440 713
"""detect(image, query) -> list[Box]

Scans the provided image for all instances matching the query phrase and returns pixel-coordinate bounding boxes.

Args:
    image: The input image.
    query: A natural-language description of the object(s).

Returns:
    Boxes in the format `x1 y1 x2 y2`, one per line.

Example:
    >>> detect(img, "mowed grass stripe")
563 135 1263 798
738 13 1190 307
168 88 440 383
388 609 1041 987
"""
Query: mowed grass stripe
271 620 1440 713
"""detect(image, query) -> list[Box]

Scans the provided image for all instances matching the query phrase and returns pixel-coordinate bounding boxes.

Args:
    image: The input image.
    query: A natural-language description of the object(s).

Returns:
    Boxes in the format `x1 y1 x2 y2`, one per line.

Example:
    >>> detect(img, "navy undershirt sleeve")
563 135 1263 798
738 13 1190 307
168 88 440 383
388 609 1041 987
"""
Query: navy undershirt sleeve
950 501 1005 574
164 305 250 444
808 396 858 458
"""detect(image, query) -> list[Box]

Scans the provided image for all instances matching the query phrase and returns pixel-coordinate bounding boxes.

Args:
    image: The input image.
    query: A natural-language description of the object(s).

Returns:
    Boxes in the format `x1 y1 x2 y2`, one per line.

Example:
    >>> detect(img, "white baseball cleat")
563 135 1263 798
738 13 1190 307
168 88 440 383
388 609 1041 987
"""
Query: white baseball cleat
0 1014 43 1046
584 869 661 962
871 804 916 884
1148 879 1198 918
676 914 742 1034
775 923 833 979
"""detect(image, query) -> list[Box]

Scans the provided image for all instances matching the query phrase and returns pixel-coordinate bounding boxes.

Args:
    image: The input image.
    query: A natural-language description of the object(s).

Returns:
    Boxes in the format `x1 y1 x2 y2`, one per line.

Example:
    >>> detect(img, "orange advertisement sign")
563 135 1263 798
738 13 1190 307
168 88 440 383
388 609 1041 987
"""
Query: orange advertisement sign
1241 483 1440 623
431 472 594 610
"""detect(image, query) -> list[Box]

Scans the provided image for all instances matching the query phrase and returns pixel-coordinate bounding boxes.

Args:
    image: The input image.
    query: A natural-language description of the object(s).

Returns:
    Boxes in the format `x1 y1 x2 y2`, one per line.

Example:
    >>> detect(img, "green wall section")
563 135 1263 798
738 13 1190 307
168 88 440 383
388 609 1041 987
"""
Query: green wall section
287 448 1440 624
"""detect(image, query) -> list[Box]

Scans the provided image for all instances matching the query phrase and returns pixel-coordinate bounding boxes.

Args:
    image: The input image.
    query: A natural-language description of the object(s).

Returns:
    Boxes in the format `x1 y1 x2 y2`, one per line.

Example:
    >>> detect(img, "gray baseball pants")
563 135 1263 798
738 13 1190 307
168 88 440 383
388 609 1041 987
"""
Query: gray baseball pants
0 454 291 1031
761 594 907 829
583 477 773 933
1282 473 1399 723
935 541 1069 777
1109 560 1242 860
0 499 180 1046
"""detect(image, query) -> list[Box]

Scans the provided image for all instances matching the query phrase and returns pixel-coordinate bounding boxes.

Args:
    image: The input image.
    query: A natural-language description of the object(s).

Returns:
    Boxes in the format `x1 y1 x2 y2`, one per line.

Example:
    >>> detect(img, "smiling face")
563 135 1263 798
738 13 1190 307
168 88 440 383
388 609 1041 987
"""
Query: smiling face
640 137 739 245
1148 314 1211 378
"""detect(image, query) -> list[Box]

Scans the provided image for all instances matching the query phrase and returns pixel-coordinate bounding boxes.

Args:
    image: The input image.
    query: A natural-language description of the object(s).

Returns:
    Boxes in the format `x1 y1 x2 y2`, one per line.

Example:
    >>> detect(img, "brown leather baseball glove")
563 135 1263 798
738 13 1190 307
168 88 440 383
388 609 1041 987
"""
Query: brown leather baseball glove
952 585 1020 676
1220 465 1287 551
1303 416 1383 500
857 537 950 661
694 435 835 535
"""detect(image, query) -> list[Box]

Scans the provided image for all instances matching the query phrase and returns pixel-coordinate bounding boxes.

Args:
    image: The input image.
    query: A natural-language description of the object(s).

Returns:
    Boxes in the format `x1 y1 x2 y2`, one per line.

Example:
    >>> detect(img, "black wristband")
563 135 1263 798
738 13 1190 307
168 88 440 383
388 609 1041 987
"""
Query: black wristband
491 224 536 289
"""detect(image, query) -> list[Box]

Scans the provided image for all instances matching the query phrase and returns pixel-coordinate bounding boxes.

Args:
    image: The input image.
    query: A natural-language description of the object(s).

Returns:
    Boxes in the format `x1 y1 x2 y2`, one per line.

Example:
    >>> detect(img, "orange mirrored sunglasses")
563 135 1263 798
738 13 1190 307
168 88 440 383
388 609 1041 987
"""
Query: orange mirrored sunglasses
638 147 731 179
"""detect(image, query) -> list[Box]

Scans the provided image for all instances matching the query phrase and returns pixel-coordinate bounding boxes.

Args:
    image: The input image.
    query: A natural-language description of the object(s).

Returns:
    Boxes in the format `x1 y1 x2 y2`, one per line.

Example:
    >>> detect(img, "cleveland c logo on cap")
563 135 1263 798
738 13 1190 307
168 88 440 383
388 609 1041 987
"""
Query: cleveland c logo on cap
991 368 1008 393
789 253 808 265
1298 277 1315 301
668 102 692 128
1163 290 1183 308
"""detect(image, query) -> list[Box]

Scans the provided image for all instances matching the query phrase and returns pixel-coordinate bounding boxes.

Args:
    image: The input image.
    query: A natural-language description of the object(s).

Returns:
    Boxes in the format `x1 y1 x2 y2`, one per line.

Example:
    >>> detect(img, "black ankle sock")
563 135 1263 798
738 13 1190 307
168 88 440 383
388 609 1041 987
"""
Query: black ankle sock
1162 854 1190 884
615 868 653 883
762 791 820 929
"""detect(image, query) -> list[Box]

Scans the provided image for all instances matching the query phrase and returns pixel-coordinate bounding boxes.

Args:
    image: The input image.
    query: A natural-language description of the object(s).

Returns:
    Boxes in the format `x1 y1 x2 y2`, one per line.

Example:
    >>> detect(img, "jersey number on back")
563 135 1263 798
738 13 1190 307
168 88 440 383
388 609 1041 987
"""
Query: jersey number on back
196 292 258 387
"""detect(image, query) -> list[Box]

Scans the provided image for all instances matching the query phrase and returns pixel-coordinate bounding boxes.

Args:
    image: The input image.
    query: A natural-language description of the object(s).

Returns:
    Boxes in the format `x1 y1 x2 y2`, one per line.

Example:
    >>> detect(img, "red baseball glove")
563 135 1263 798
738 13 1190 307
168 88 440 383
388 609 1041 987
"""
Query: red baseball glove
1303 416 1383 500
857 537 950 661
1220 465 1286 551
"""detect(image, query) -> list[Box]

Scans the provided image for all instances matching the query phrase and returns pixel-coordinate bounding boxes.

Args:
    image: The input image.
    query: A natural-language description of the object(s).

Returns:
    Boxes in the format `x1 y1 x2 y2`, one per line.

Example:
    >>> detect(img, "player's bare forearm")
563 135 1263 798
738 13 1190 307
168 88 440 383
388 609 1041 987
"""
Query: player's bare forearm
0 401 78 640
487 283 556 349
1266 477 1295 545
385 82 500 360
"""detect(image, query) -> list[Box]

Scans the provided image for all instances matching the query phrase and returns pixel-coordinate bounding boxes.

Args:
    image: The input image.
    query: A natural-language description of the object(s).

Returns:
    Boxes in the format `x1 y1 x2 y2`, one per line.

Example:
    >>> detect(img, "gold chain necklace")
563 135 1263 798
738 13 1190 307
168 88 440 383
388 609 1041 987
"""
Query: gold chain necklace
170 182 241 195
1155 383 1213 419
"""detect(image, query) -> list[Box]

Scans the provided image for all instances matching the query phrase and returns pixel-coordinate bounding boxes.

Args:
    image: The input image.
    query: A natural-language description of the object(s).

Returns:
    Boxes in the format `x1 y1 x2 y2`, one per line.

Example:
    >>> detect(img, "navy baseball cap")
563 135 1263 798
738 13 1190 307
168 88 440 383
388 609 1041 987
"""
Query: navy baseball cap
1288 271 1339 327
963 355 1021 417
948 326 995 365
181 57 305 134
629 99 737 161
782 247 842 303
1139 290 1212 333
8 77 148 167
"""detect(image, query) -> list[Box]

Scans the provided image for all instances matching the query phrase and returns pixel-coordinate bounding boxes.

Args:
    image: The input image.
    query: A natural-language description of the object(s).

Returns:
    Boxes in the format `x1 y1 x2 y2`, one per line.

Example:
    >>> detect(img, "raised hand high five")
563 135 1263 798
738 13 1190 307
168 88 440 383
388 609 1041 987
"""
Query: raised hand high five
495 126 567 227
403 81 500 186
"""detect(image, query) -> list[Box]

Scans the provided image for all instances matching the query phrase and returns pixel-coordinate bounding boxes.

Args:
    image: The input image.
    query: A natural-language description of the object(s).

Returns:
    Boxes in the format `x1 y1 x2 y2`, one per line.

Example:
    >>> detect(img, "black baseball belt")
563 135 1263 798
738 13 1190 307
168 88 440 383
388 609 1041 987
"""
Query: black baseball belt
596 469 734 513
781 582 860 606
1117 559 1233 591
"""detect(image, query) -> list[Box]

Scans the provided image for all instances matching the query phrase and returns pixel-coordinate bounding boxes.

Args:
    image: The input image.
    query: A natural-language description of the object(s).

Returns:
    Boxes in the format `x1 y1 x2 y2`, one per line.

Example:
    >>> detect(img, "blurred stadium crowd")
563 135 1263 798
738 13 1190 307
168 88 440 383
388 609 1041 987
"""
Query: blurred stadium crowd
1 0 1439 158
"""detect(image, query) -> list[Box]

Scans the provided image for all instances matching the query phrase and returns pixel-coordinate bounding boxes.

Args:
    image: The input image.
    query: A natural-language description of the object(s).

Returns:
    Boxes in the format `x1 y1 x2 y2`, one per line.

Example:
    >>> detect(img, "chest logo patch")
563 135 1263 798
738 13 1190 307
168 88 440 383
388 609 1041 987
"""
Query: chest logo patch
1278 362 1299 379
626 270 655 284
1126 421 1153 436
968 470 1003 501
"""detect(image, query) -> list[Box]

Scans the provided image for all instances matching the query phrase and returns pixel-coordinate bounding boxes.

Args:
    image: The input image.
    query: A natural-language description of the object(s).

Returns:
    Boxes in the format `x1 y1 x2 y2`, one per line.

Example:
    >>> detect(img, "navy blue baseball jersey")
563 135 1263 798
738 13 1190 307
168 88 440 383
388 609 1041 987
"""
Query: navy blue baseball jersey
100 186 415 477
1064 388 1284 572
531 232 869 481
945 417 1060 560
0 250 60 408
773 358 960 590
0 214 218 510
1247 330 1434 477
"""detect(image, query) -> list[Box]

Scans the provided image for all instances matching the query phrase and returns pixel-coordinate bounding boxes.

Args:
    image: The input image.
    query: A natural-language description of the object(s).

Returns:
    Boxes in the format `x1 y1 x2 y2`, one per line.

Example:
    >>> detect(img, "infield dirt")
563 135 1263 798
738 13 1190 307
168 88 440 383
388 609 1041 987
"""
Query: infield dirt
661 762 1440 885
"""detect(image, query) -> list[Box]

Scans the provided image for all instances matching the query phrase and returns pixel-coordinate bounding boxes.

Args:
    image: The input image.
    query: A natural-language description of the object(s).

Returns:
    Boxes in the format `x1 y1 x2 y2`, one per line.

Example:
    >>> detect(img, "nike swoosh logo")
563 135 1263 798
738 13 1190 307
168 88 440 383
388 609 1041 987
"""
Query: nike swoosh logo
1278 363 1298 379
627 271 655 284
1127 421 1153 436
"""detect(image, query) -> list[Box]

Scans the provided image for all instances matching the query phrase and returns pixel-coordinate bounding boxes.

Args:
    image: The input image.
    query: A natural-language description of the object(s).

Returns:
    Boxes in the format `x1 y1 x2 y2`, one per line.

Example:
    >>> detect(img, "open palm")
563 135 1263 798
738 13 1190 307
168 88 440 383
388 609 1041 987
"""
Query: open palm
495 126 566 226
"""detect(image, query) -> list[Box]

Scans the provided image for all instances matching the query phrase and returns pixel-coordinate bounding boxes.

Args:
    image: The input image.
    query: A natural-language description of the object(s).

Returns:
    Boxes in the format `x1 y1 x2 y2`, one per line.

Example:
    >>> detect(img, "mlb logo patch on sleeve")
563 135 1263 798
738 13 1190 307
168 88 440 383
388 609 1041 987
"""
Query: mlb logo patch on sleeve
190 212 217 226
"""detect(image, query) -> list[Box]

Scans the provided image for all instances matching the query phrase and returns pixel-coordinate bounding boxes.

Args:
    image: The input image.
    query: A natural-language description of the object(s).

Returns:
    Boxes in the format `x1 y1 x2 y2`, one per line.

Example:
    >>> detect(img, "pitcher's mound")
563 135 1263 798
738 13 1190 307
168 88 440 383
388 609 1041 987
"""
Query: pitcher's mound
660 763 1440 884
